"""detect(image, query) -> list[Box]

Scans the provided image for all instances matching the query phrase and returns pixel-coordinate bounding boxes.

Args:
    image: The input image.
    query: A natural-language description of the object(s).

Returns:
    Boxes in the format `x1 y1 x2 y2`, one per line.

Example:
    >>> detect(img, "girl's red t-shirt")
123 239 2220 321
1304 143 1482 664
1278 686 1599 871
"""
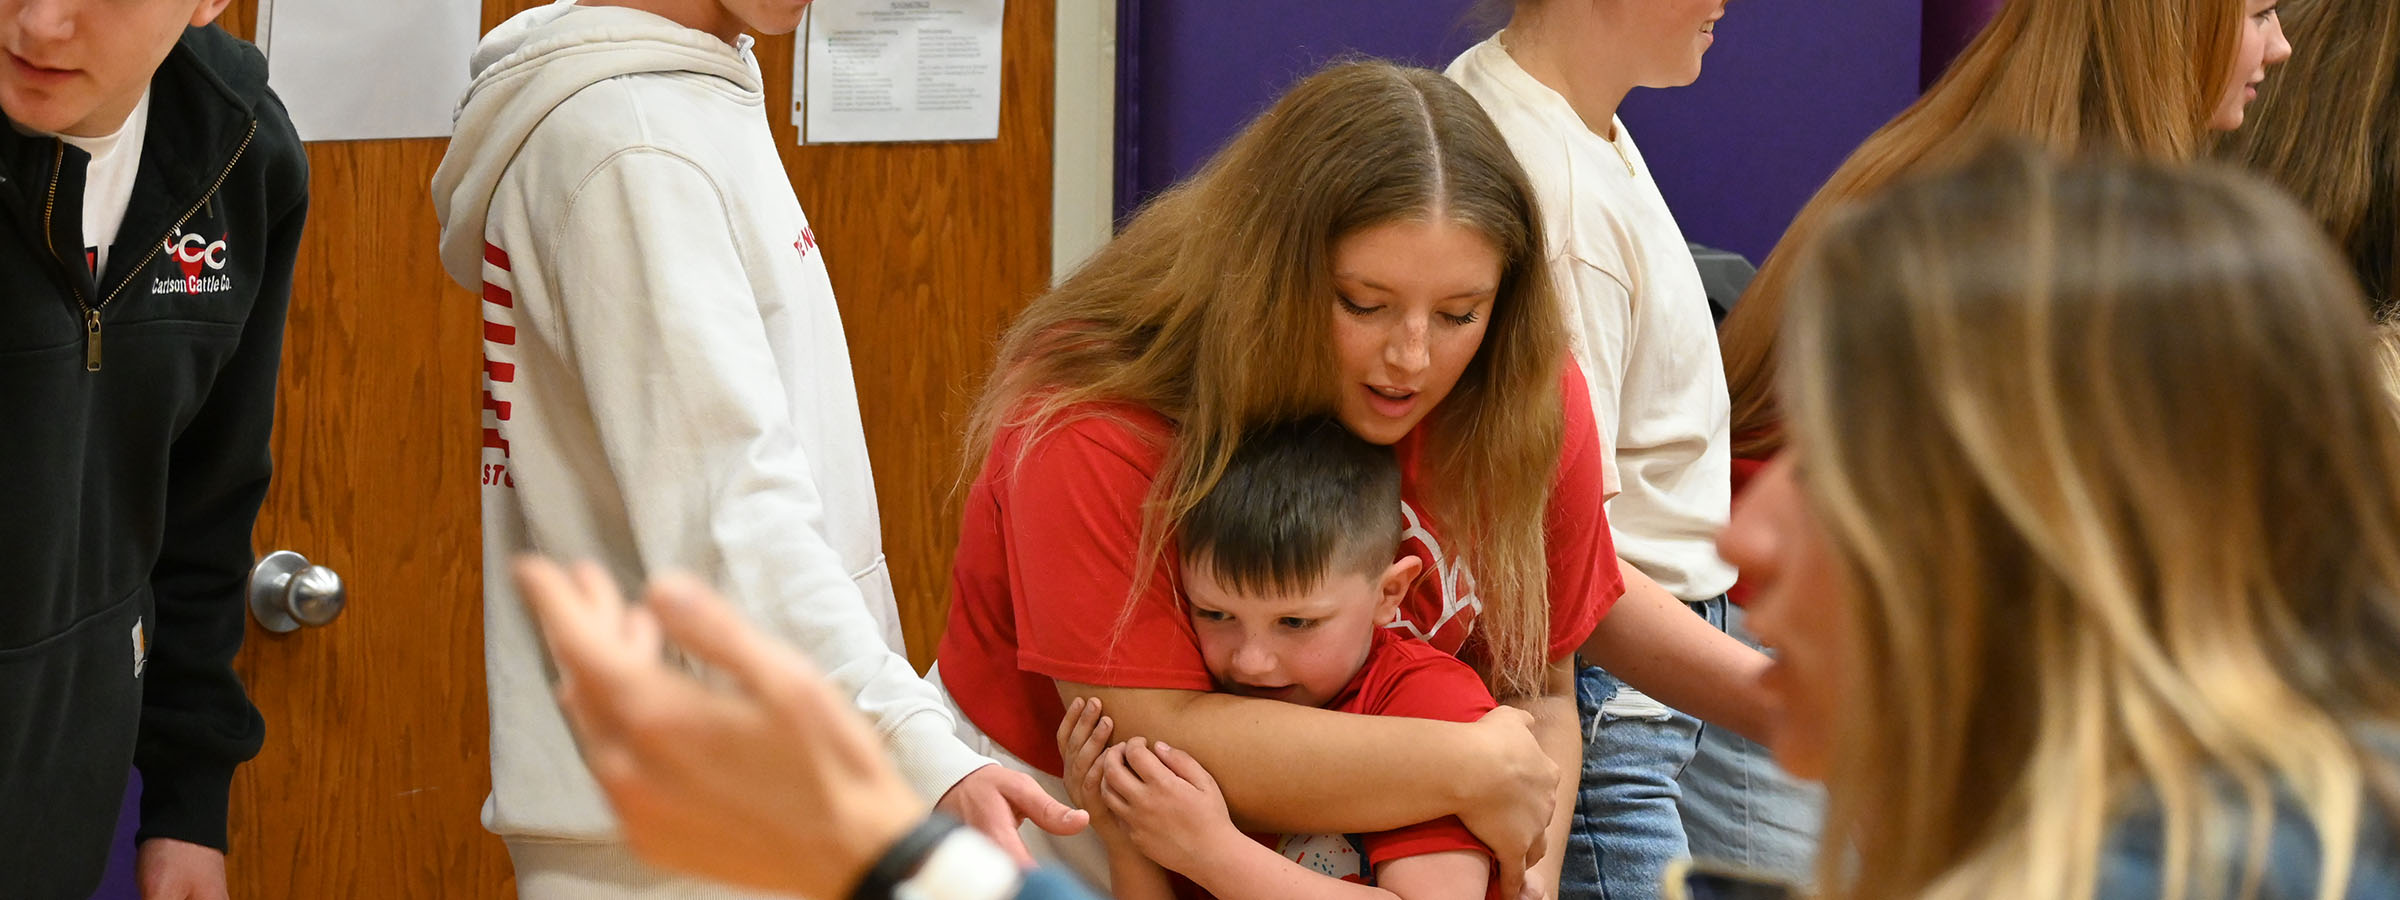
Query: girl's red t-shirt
934 364 1622 773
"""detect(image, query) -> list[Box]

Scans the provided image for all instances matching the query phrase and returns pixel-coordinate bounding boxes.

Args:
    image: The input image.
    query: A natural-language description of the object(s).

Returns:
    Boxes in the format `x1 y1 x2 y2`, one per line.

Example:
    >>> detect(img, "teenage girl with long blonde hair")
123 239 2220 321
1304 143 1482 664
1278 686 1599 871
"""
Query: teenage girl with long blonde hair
931 59 1770 896
1717 0 2292 460
2218 0 2398 311
1726 144 2400 899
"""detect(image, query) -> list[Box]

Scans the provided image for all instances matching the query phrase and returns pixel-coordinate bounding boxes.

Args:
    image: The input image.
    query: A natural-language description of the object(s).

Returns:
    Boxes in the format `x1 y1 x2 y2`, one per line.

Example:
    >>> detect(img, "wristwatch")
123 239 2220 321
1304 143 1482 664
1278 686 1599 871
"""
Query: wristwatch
853 814 1024 900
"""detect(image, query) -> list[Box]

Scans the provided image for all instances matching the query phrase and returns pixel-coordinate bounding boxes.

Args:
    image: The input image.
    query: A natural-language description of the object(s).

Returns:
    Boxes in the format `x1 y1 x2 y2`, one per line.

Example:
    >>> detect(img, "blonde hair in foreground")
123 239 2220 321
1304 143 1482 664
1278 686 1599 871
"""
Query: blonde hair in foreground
962 60 1567 696
1782 145 2400 900
1720 0 2247 455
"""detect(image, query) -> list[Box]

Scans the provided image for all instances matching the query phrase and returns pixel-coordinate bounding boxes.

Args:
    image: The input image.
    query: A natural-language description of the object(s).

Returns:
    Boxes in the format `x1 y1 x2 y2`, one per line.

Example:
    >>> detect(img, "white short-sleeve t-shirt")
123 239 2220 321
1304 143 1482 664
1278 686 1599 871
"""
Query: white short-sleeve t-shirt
1447 36 1736 601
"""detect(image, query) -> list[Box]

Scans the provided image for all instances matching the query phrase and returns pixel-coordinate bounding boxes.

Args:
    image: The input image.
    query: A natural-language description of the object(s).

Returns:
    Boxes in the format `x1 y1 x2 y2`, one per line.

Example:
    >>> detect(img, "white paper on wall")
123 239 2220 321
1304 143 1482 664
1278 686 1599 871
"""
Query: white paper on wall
789 6 811 140
258 0 481 142
799 0 1006 144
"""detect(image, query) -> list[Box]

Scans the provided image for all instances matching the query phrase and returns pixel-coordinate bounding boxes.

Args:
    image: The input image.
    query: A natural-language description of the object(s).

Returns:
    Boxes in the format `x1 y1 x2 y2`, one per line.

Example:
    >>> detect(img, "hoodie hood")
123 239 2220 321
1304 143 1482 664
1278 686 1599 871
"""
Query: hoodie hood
431 1 758 291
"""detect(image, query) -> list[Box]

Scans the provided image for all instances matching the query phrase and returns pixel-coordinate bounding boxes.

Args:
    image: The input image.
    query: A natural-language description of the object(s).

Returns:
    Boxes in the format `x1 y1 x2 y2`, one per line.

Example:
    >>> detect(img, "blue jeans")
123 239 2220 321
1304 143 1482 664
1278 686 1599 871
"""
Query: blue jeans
1677 603 1823 884
1558 597 1822 900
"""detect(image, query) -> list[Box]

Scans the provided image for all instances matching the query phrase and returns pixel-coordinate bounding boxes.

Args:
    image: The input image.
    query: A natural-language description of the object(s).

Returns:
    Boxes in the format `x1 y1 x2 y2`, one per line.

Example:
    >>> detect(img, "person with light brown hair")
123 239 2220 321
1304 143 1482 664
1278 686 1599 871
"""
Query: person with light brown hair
930 59 1772 898
1724 143 2400 899
2217 0 2398 311
1716 0 2293 462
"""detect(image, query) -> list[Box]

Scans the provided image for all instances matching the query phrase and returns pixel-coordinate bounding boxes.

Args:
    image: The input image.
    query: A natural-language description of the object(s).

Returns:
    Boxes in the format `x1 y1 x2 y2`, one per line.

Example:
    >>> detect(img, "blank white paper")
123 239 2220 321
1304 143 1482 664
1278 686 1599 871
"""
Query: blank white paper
261 0 481 142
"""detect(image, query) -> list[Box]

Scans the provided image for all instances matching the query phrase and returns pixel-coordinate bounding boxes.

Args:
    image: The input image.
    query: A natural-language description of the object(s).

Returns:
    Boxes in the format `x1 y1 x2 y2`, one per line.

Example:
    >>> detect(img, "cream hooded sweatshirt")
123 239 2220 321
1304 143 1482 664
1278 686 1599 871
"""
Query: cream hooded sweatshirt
432 1 992 841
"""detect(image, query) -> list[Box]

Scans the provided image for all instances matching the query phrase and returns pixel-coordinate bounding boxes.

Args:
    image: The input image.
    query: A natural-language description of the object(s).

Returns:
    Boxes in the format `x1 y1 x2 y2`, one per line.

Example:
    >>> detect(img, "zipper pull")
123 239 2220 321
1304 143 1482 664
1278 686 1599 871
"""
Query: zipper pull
84 309 101 371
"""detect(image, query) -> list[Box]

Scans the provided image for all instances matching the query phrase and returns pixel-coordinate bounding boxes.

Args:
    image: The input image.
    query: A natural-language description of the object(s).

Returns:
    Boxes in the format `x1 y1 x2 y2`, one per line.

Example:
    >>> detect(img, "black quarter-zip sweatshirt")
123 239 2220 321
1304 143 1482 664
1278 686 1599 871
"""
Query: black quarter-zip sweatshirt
0 25 307 898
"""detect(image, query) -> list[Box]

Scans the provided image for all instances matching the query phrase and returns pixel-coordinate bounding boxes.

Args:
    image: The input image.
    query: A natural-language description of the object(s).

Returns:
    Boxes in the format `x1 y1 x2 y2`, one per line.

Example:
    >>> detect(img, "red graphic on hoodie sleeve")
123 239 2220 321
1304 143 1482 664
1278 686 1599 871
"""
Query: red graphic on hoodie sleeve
480 242 518 488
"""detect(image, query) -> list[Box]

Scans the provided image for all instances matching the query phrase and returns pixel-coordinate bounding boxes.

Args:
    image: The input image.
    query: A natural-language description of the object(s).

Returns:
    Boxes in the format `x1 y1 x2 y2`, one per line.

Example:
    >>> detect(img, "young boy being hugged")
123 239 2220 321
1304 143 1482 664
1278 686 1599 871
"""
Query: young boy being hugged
1059 417 1503 900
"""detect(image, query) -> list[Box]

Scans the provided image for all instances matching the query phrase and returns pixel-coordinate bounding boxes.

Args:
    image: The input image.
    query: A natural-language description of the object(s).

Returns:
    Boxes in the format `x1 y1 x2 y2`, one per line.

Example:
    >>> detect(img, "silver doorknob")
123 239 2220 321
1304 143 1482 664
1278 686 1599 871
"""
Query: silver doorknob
248 550 347 633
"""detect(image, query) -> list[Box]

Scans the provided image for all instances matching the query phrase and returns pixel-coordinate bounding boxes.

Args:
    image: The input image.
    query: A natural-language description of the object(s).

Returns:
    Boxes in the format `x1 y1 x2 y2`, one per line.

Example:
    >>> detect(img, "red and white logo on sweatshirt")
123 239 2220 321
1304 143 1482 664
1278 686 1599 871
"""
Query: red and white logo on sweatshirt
150 227 235 295
479 242 520 490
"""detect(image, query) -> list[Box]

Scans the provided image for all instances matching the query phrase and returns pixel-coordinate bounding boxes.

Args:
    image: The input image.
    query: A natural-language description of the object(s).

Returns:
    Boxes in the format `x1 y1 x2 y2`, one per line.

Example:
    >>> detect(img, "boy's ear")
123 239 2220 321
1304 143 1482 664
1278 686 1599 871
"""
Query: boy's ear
193 0 236 28
1375 556 1422 620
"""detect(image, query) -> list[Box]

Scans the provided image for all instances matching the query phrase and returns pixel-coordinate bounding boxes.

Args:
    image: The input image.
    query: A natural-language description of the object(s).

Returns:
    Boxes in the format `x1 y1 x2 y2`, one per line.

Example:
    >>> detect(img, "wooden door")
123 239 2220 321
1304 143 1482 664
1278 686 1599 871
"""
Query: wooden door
212 1 1055 895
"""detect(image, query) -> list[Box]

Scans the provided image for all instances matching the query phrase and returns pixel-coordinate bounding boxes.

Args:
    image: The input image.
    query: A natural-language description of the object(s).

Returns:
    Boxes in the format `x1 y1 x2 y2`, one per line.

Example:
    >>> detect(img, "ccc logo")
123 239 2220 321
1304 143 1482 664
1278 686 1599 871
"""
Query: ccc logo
163 231 228 273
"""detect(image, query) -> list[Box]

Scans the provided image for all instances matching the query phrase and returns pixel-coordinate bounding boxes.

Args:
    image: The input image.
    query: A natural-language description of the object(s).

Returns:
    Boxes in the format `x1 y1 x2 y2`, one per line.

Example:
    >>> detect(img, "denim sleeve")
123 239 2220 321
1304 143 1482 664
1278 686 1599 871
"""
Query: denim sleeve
1016 868 1106 900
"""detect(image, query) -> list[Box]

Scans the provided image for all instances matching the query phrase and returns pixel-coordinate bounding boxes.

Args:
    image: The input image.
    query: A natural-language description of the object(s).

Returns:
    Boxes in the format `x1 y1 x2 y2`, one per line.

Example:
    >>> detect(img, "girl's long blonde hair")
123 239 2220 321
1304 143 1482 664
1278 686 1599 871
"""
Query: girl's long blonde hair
1782 144 2400 900
2217 0 2400 310
964 61 1568 696
1720 0 2244 456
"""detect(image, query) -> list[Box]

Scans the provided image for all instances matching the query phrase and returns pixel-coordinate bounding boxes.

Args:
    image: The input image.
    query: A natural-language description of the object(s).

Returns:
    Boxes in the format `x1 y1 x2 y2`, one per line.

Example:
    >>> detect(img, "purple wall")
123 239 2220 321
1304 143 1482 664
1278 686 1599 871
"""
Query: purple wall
1117 0 1925 265
1923 0 2006 88
1117 1 1488 222
1617 1 1922 263
94 772 138 899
